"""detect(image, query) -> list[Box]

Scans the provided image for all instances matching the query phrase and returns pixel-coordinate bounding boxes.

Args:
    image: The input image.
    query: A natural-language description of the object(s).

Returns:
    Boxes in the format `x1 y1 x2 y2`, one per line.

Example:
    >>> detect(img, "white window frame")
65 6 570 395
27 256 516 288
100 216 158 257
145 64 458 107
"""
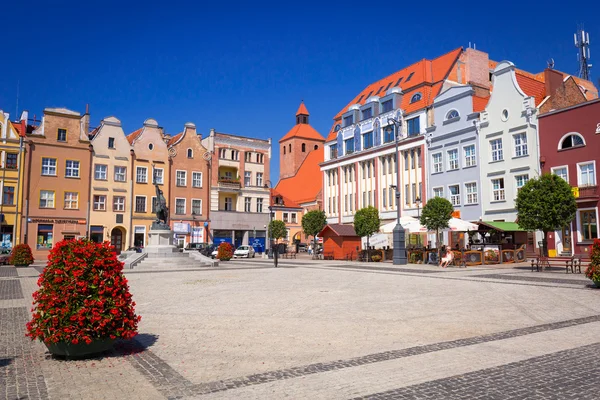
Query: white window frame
576 207 599 242
244 197 251 212
256 198 263 213
191 199 202 215
136 166 148 183
65 160 80 178
244 171 252 186
447 148 459 171
64 192 79 209
41 158 57 176
463 144 476 168
448 184 461 206
577 161 596 187
491 178 505 202
224 197 233 211
40 190 55 208
432 152 443 173
490 139 503 162
93 194 107 211
135 195 147 213
192 172 203 188
515 174 530 191
551 165 569 183
464 182 478 205
513 132 528 157
153 168 164 185
176 170 187 187
113 196 125 212
175 198 186 215
256 172 263 187
433 186 444 199
114 166 127 182
557 132 587 150
95 164 108 180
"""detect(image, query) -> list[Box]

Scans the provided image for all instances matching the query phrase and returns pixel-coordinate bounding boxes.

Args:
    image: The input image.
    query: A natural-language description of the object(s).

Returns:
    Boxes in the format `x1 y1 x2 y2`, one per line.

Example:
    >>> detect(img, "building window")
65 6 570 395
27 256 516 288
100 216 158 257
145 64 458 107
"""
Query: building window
153 168 164 184
404 152 409 171
231 150 238 161
580 210 598 241
135 196 146 213
108 137 115 148
389 187 394 207
361 108 372 120
245 152 252 162
283 213 289 223
244 197 251 212
136 167 148 183
384 126 394 143
514 133 528 157
383 188 387 207
560 133 585 150
492 178 505 201
490 139 503 162
187 148 193 158
464 145 476 167
37 224 53 249
389 155 395 174
407 117 420 136
93 164 107 180
465 183 478 204
219 148 226 158
579 163 596 186
410 93 422 103
244 171 252 187
446 110 459 120
256 173 263 187
447 149 459 170
432 153 442 173
552 166 568 183
192 199 202 215
516 174 530 191
257 153 264 163
175 198 185 215
64 191 78 209
382 100 393 113
224 197 233 211
256 198 263 213
362 192 366 207
39 190 55 208
343 115 353 127
301 143 306 152
404 185 410 205
65 160 80 178
113 196 125 212
433 187 444 198
41 158 57 176
176 170 187 187
114 166 127 182
363 131 373 149
151 197 158 213
283 146 286 155
148 143 154 151
6 153 18 169
345 138 354 154
411 183 417 203
381 159 386 176
3 186 14 205
449 185 460 205
57 128 67 142
93 195 106 211
344 194 348 212
192 172 202 188
330 144 338 159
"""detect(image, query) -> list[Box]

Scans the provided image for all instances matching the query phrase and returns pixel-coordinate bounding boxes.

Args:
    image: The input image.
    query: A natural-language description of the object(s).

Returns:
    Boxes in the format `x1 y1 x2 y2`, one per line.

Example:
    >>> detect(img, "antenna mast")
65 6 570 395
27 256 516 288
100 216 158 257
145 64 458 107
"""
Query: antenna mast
574 27 592 80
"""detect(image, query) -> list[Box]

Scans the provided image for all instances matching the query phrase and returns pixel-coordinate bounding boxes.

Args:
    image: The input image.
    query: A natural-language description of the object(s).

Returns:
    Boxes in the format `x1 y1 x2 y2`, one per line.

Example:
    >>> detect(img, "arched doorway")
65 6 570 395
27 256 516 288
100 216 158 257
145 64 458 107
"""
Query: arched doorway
110 227 125 254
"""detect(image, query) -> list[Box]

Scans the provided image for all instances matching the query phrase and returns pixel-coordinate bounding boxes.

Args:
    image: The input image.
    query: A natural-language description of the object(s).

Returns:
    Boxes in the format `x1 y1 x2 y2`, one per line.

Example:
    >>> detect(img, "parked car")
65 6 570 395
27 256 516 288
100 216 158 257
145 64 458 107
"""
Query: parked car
200 244 217 258
184 242 208 252
234 245 255 258
297 243 308 252
0 253 9 265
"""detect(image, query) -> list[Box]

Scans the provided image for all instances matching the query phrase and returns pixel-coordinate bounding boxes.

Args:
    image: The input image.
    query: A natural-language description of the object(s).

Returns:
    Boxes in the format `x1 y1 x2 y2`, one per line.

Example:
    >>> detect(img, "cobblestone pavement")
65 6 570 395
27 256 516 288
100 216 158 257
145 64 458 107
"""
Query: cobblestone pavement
1 261 599 399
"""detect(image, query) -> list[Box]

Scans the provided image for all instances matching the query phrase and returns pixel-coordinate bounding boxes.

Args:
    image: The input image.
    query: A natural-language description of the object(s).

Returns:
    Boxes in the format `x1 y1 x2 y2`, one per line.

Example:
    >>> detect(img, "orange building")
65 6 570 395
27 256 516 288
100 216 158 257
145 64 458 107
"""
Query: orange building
22 107 92 259
270 189 303 248
167 123 210 247
318 224 361 260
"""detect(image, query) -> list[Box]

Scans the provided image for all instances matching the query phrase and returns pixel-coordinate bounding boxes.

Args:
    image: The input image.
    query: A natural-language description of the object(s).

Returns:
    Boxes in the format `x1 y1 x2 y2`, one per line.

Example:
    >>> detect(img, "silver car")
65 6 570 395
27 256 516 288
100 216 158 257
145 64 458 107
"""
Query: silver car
233 245 255 258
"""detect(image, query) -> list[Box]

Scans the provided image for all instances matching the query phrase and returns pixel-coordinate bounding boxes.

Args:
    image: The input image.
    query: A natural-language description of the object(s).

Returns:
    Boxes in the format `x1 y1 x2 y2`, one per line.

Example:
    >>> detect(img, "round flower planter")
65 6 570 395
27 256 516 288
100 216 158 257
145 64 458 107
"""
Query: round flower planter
45 338 115 359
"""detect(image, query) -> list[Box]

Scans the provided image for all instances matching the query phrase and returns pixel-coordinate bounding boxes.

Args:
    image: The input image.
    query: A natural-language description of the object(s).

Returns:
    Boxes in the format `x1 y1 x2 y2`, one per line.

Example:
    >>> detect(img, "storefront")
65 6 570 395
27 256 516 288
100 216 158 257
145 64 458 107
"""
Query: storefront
133 225 146 248
26 218 87 258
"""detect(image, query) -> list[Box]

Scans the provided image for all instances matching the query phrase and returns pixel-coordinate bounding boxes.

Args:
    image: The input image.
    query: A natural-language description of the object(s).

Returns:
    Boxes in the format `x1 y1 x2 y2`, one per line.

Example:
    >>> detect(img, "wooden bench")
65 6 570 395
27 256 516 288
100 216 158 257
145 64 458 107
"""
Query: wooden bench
531 256 571 272
571 256 591 274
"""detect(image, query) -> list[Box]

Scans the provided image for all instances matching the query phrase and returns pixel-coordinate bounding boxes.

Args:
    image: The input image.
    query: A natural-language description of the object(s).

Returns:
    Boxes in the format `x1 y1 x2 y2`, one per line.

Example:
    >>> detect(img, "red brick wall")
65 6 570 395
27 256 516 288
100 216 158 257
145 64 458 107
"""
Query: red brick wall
279 137 323 179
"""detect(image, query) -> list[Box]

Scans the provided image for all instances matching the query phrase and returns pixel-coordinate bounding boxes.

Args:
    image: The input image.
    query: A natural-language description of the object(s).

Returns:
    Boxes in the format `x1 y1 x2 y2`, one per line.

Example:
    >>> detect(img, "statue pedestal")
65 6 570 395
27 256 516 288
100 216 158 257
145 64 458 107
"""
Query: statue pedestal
144 229 178 255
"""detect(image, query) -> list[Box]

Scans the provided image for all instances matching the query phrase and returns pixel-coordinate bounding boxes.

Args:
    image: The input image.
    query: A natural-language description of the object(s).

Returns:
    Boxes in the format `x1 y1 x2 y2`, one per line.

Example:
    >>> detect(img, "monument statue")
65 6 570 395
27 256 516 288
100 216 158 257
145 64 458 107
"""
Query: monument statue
152 169 170 230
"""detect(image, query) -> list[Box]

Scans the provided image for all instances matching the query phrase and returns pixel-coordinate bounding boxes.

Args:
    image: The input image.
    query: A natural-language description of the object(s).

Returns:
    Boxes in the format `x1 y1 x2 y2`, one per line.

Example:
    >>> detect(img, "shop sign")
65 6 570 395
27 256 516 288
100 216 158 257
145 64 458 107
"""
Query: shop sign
30 218 85 224
173 222 190 233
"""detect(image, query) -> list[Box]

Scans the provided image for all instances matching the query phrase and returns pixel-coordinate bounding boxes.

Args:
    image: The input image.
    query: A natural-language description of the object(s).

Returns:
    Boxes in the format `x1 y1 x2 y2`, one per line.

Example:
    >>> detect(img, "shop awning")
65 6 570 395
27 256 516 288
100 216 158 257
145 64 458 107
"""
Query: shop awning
478 221 527 232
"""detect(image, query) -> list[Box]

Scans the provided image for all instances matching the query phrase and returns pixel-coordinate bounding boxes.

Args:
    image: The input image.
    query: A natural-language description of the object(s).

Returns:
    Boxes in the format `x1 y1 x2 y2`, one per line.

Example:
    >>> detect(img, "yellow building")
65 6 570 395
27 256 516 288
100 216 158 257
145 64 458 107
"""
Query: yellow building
89 116 132 253
0 110 26 249
128 119 169 248
270 189 304 250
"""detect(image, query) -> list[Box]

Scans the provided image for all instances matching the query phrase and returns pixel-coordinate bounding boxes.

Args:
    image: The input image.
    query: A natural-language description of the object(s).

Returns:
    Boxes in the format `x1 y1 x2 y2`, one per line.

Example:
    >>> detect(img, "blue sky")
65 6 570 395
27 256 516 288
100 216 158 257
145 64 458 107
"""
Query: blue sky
1 1 598 181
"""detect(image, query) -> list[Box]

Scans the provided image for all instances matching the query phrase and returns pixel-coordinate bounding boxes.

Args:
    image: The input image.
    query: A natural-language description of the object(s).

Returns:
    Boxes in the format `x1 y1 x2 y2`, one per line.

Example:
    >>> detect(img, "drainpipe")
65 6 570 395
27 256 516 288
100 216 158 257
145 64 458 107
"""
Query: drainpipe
13 136 24 245
129 149 135 248
86 144 94 237
24 140 33 245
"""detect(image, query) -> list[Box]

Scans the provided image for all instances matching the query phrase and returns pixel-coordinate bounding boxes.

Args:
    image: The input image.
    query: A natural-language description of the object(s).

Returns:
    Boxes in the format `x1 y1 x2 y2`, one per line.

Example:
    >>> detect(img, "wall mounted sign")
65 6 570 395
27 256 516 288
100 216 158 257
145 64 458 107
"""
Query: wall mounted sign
30 218 85 224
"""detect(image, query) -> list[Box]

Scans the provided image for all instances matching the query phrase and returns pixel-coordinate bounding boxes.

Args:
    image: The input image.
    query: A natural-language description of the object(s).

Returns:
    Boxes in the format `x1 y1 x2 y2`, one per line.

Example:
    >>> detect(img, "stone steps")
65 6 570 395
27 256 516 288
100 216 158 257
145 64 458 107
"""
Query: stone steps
133 252 210 269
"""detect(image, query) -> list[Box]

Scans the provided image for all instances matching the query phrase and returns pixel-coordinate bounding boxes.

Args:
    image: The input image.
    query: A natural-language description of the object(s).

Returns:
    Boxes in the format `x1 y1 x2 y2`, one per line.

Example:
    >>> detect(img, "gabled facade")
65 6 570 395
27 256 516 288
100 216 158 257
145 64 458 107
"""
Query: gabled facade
128 118 169 248
22 107 92 259
270 189 303 250
202 129 270 248
0 110 26 249
168 122 210 247
89 116 131 253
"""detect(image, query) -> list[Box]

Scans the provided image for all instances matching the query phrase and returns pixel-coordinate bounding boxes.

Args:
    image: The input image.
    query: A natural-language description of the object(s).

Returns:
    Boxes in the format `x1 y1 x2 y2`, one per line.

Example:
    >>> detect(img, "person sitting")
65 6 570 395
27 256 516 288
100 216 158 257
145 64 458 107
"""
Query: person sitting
440 246 454 268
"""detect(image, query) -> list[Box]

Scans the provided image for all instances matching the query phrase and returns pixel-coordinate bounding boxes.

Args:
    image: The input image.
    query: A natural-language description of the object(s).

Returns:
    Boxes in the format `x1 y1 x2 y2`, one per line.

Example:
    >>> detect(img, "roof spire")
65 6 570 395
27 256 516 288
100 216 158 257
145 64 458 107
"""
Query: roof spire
296 101 309 124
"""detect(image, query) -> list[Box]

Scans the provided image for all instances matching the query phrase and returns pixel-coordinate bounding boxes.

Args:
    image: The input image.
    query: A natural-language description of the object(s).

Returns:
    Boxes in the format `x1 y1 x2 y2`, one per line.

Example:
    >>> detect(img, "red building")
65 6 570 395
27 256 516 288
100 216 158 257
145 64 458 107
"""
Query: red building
539 98 600 257
318 224 361 260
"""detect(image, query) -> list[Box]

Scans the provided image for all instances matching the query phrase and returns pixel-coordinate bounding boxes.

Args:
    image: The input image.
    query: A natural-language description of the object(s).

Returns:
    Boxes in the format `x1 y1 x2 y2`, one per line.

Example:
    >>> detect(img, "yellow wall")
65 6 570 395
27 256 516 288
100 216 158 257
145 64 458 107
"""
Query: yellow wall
0 112 24 248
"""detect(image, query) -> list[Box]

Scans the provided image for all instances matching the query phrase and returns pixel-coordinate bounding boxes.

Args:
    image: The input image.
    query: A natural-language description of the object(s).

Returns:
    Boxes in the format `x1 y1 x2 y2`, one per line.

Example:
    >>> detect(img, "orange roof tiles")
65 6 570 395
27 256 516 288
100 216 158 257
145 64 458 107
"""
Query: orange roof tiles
168 132 183 146
515 73 546 106
280 123 325 143
127 128 143 144
296 102 309 116
473 96 490 113
275 147 324 204
270 189 302 209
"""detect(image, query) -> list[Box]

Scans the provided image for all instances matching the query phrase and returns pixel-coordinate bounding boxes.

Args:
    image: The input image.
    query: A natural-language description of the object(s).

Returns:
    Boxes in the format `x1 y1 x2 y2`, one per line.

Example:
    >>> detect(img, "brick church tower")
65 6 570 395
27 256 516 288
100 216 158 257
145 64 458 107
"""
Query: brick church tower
279 102 325 179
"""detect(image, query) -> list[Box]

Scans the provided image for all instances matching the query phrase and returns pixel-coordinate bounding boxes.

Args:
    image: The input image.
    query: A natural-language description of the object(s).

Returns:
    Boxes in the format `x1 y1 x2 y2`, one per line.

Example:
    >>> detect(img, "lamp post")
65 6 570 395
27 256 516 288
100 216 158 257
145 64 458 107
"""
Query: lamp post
387 117 407 265
415 197 421 248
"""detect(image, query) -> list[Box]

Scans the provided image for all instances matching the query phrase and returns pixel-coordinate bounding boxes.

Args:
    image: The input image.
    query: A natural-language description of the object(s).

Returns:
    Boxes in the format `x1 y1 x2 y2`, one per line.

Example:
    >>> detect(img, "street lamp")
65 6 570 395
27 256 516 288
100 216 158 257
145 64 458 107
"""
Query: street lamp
387 117 407 265
415 197 421 248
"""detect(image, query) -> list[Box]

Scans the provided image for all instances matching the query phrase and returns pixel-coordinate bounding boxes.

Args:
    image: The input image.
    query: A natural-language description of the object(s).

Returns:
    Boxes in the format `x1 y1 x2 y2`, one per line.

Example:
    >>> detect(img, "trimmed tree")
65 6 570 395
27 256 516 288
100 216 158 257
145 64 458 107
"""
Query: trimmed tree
420 197 453 249
269 219 287 254
354 206 381 262
515 173 577 257
301 210 327 259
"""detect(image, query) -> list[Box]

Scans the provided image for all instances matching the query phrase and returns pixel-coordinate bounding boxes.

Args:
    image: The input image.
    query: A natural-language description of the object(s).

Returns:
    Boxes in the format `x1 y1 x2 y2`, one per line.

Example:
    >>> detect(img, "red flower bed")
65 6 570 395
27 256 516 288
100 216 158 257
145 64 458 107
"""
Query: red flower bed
217 242 233 261
9 243 34 265
585 238 600 283
26 239 141 345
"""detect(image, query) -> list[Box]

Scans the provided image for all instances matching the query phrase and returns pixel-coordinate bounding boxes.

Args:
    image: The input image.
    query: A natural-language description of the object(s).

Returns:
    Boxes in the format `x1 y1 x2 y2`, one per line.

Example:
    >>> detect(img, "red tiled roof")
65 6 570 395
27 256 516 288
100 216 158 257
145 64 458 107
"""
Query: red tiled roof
12 123 22 135
473 96 489 113
296 101 309 116
318 224 357 237
515 73 546 106
168 132 183 146
127 128 143 144
280 123 325 143
270 189 302 209
275 147 324 204
326 48 462 141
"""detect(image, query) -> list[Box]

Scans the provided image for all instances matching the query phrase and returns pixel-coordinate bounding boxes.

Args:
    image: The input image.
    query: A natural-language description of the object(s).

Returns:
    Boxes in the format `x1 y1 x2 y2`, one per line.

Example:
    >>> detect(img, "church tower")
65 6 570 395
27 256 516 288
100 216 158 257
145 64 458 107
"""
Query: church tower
279 102 325 180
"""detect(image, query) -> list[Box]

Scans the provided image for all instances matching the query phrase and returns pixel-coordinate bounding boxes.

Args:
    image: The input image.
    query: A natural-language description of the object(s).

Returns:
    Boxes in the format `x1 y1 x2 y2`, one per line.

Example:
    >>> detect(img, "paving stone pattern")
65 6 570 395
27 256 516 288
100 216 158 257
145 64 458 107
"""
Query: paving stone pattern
473 273 591 286
0 307 49 400
352 342 600 399
0 280 23 300
0 267 18 278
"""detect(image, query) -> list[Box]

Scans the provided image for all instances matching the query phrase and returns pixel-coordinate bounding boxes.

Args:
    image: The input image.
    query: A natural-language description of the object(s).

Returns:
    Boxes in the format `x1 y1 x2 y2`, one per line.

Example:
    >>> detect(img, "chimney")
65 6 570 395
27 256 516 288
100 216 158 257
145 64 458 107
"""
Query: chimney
82 104 90 135
19 110 28 124
464 48 491 90
544 68 564 98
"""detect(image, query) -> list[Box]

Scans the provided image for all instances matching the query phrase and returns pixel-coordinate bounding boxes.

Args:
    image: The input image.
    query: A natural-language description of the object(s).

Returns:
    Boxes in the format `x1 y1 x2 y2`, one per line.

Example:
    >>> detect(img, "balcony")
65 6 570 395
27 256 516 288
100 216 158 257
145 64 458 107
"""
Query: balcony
577 185 599 200
217 179 241 191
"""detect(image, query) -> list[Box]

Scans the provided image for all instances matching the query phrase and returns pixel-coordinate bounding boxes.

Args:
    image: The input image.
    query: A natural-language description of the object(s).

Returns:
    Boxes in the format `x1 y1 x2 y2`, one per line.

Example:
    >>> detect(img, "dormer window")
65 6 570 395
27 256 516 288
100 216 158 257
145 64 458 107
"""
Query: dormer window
343 115 353 127
334 124 341 132
382 100 393 113
560 133 585 150
406 72 415 82
108 137 115 149
410 93 422 103
361 108 372 120
445 110 459 120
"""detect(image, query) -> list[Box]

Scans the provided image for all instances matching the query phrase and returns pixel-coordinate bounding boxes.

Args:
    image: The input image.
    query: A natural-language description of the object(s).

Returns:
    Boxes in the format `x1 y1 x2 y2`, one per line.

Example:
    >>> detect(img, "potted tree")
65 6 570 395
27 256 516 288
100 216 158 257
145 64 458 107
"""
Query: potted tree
217 242 234 261
9 243 34 267
585 239 600 288
26 239 141 358
354 206 381 263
